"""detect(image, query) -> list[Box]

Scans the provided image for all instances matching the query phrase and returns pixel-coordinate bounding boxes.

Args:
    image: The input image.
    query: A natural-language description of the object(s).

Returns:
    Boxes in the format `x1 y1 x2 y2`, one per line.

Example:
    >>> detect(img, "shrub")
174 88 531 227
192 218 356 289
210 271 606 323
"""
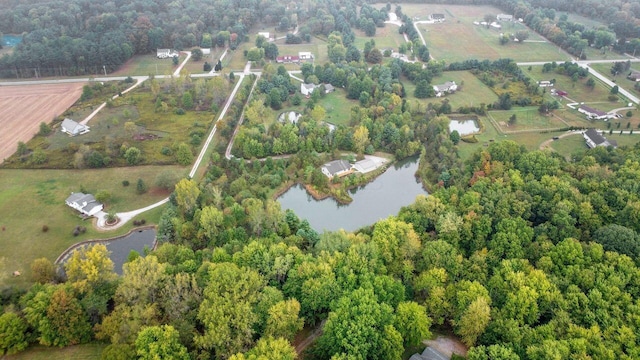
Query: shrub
136 178 148 194
608 94 619 101
122 180 130 187
161 146 172 156
38 122 52 136
461 135 479 143
174 108 186 115
42 225 49 232
626 111 633 117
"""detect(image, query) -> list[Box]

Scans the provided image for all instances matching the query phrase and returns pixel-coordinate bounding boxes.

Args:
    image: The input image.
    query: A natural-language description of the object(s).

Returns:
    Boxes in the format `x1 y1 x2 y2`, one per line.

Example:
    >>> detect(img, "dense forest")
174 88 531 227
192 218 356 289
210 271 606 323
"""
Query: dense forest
2 122 640 359
4 0 640 77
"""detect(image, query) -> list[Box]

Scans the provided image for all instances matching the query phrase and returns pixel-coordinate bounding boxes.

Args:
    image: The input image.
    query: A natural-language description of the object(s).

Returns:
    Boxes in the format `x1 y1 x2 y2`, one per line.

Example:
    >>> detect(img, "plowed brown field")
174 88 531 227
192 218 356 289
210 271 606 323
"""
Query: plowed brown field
0 83 84 162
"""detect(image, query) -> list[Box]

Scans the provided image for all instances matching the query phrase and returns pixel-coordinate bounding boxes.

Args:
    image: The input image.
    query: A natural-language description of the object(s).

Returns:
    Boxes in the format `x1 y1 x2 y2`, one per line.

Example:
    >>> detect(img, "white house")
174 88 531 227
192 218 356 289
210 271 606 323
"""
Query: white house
299 51 314 61
323 83 335 93
157 48 178 59
538 80 553 87
583 129 617 149
61 118 89 136
429 14 445 22
301 83 317 96
433 81 458 97
321 159 352 178
65 192 103 216
497 14 514 21
201 48 211 55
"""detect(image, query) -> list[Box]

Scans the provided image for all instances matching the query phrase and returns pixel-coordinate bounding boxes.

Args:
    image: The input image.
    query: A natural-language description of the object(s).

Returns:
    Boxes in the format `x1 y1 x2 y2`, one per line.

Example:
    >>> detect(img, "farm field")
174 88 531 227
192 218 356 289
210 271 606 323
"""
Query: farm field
0 83 84 162
0 166 176 289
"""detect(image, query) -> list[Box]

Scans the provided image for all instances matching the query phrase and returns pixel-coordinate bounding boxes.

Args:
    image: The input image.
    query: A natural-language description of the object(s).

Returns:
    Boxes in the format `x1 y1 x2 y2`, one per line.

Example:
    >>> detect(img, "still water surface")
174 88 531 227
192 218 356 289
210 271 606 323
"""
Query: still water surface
277 157 427 232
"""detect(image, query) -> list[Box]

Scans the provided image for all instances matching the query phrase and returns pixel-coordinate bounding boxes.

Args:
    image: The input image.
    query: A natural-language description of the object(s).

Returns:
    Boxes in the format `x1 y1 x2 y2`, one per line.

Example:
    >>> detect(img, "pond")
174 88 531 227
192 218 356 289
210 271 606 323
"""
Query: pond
58 228 156 275
2 35 22 47
277 157 427 232
449 119 480 136
278 111 302 124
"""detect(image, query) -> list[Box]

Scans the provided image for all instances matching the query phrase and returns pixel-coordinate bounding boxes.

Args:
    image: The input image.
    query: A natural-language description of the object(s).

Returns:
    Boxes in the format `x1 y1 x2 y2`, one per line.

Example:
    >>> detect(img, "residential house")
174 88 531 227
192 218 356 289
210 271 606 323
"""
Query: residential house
429 14 445 22
628 71 640 81
276 55 300 63
65 192 103 216
583 128 618 149
433 81 458 97
321 159 352 178
301 83 317 96
409 346 448 360
538 80 553 87
497 14 514 21
578 105 614 120
323 83 335 93
61 118 89 136
201 48 211 55
299 51 314 61
157 48 178 59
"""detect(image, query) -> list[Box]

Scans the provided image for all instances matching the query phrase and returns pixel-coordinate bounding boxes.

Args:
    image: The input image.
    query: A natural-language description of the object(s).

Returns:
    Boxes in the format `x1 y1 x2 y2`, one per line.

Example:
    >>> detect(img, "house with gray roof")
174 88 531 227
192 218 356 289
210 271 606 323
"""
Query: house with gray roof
578 105 614 120
409 346 449 360
433 81 458 97
61 118 90 136
583 129 617 149
65 192 103 216
321 159 352 178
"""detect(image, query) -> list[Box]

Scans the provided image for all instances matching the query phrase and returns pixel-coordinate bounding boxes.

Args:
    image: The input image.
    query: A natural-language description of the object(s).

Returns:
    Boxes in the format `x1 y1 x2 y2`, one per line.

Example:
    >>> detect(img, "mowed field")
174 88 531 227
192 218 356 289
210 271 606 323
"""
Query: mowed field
399 3 570 63
0 83 84 162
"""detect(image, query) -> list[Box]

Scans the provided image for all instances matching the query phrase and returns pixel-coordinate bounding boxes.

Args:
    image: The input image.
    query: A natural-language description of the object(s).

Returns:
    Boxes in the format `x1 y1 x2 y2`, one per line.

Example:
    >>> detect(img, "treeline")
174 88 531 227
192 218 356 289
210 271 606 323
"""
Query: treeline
0 0 282 77
3 125 640 359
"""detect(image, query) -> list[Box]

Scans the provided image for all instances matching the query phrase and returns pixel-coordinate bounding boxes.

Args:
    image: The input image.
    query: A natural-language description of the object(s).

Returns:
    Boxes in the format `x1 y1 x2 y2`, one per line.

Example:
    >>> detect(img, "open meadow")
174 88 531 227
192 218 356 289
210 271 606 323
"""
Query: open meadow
353 26 406 51
4 343 106 360
0 166 178 289
0 83 85 162
397 3 569 63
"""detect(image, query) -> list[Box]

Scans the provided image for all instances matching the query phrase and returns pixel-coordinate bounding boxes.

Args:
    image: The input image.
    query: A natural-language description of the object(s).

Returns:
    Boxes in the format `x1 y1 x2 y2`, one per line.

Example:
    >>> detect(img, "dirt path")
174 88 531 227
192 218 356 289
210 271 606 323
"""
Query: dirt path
295 320 325 357
425 335 468 358
539 130 582 150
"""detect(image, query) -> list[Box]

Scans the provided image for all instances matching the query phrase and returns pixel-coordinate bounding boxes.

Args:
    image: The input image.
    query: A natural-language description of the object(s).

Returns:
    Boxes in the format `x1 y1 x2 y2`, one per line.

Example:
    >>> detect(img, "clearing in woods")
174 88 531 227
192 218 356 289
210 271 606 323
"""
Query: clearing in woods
0 83 84 162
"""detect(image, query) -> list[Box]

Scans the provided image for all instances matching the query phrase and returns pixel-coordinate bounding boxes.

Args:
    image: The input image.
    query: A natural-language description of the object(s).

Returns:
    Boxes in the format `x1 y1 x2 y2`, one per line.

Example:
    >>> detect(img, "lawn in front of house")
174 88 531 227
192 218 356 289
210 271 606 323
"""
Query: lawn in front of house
112 54 186 77
182 47 226 74
0 166 175 289
315 89 358 127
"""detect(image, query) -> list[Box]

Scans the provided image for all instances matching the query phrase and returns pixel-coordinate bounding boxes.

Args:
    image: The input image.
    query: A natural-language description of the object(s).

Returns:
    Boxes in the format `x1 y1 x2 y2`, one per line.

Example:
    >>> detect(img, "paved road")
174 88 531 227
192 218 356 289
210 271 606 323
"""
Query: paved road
173 51 192 76
579 62 640 104
189 73 246 178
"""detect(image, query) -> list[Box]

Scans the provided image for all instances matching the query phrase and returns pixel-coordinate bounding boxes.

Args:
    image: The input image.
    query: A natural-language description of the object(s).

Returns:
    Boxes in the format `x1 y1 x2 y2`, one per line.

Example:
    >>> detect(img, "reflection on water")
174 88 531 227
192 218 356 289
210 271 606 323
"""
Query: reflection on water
277 157 427 232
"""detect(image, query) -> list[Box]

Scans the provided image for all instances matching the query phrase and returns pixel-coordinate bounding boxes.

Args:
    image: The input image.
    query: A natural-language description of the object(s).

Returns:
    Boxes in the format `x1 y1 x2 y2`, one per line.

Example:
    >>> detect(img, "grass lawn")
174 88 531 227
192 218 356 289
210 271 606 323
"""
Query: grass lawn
275 37 330 65
488 107 568 132
550 134 589 159
421 22 565 63
112 54 186 77
0 166 177 289
182 47 225 74
5 343 106 360
456 116 500 160
315 89 357 126
589 62 640 97
522 65 624 107
405 71 499 112
353 26 406 52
